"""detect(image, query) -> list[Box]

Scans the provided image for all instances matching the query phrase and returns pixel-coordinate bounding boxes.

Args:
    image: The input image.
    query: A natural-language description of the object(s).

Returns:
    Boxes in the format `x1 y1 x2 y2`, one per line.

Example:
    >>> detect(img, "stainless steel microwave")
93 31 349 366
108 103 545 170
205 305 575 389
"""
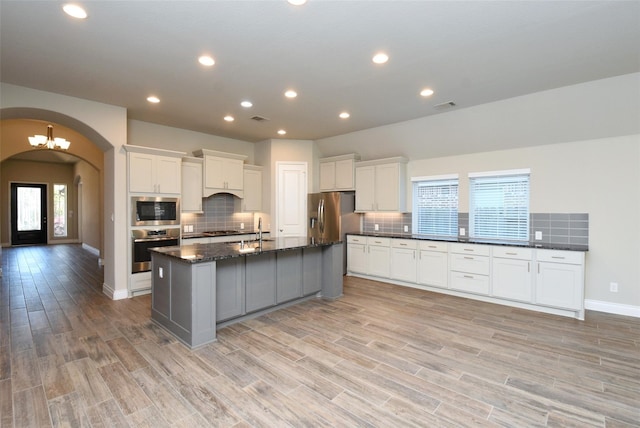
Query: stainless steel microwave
131 196 180 226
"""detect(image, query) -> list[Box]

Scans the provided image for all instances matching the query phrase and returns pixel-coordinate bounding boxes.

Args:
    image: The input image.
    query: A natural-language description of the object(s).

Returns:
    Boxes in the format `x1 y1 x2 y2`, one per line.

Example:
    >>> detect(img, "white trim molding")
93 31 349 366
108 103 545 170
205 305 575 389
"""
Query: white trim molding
82 243 100 256
103 283 128 300
585 299 640 318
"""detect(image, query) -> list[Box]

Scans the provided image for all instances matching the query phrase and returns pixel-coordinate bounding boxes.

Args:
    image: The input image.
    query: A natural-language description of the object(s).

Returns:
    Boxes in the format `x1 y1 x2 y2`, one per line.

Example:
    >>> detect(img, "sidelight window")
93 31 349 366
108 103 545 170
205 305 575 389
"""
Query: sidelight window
53 184 67 237
469 169 530 242
412 175 458 237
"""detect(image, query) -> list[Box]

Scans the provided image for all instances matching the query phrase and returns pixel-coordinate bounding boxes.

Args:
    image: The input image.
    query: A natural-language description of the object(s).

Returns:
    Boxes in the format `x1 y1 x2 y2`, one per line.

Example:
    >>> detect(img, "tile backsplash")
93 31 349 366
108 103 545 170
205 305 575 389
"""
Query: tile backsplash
362 213 413 236
181 193 254 233
362 211 589 247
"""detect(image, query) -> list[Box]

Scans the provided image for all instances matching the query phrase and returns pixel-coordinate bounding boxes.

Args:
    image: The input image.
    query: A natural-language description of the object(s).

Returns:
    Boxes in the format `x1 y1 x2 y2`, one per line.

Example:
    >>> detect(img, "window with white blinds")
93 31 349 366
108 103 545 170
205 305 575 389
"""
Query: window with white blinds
469 170 530 242
412 175 458 237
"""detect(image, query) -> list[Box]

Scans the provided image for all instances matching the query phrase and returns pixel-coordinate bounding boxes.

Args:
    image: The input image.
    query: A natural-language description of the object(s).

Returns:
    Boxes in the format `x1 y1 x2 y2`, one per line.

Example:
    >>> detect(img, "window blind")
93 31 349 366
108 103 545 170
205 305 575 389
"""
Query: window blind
412 178 458 236
469 172 529 242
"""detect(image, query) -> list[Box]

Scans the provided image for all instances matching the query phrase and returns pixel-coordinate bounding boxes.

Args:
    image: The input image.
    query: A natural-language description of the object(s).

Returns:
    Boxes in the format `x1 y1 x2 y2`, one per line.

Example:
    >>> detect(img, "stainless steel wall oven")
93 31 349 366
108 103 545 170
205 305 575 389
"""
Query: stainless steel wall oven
131 228 180 273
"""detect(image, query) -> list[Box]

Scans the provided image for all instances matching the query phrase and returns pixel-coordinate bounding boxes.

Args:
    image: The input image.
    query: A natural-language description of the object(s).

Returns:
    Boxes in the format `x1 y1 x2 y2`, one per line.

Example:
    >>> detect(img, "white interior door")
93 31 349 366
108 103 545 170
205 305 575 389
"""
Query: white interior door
276 162 307 237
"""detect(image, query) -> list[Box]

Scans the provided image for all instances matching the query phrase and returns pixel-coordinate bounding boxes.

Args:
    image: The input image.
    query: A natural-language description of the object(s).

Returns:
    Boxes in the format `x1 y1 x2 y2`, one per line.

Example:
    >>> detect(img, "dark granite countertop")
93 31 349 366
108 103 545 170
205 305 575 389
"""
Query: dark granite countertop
347 232 588 252
150 236 341 263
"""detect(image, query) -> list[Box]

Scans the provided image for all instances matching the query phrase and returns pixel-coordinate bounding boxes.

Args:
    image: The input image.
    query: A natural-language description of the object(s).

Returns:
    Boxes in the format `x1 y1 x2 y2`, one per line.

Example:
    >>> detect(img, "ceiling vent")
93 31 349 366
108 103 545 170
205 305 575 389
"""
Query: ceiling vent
433 101 456 109
250 115 270 122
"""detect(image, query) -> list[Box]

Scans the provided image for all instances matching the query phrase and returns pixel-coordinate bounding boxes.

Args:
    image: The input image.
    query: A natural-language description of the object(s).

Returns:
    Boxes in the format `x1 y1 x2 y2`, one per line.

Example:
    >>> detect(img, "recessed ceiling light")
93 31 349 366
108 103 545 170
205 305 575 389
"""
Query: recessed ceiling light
284 90 297 98
223 115 234 122
339 112 350 119
287 0 307 5
63 4 87 19
372 52 389 64
241 101 253 108
198 55 215 66
146 96 160 103
277 129 287 135
420 88 435 97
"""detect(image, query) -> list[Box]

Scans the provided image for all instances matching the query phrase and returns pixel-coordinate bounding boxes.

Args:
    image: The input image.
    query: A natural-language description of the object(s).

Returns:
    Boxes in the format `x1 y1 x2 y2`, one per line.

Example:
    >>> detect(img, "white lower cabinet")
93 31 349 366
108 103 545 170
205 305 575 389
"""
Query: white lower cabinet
449 243 490 295
535 249 584 310
417 241 449 288
390 239 417 283
347 236 368 274
367 237 390 278
346 235 586 319
492 247 533 302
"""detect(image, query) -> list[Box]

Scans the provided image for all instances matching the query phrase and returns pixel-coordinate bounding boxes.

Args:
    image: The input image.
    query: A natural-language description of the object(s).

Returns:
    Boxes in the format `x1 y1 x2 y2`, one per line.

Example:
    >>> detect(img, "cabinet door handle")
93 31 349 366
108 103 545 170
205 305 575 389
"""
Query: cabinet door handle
506 252 517 255
528 262 530 273
464 248 474 252
399 243 407 246
551 256 565 260
464 275 474 279
428 245 437 249
538 263 540 274
413 250 415 259
464 256 474 260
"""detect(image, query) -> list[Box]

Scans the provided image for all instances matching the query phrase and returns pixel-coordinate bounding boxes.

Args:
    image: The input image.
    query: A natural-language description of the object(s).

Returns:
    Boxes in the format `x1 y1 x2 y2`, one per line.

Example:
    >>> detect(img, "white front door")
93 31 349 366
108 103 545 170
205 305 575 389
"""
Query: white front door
276 162 307 237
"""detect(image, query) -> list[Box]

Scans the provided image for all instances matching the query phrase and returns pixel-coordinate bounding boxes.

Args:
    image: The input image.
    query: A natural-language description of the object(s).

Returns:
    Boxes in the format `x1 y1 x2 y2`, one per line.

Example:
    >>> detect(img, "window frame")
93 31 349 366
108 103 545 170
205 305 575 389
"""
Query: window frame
411 174 459 237
468 169 530 243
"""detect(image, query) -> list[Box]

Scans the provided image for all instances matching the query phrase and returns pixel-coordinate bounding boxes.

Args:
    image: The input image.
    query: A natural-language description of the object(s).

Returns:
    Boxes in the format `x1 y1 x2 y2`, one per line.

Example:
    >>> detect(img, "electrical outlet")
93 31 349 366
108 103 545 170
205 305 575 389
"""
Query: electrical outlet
404 225 409 232
374 224 379 231
535 231 542 240
610 282 619 293
459 227 466 236
240 223 245 230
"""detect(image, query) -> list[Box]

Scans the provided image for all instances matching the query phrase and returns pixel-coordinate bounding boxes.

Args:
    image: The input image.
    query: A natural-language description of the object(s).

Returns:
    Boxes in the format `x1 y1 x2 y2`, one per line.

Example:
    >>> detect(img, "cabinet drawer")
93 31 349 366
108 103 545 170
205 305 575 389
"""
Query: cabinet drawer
450 272 490 295
450 243 490 256
536 249 584 265
347 235 366 244
418 240 448 252
367 237 391 247
392 239 417 250
492 246 533 260
450 254 490 275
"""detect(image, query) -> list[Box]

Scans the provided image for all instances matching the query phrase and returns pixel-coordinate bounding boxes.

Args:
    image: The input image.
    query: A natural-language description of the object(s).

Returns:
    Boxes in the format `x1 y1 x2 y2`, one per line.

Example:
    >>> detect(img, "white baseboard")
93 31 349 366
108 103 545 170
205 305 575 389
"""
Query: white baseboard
584 299 640 318
102 283 129 300
82 243 100 256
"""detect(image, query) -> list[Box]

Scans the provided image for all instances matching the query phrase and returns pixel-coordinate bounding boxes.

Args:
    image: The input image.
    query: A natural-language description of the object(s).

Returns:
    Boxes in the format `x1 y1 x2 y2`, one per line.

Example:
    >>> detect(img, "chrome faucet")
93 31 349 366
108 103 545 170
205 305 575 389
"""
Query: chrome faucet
257 217 263 248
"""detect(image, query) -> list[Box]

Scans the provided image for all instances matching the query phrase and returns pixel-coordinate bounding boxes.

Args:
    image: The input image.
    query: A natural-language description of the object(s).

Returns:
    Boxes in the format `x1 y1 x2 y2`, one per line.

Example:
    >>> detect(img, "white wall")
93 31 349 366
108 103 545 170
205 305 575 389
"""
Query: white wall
128 120 255 163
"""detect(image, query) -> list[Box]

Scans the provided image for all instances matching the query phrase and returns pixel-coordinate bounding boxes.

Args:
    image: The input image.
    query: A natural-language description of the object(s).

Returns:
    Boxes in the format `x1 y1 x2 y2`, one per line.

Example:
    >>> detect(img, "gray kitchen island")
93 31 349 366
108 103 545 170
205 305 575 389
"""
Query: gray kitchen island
149 237 343 348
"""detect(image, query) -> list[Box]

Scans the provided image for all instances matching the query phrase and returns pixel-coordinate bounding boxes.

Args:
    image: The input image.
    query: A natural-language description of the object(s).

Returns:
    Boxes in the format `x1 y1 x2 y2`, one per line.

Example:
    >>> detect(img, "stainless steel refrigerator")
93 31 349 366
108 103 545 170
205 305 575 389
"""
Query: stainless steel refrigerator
308 192 360 274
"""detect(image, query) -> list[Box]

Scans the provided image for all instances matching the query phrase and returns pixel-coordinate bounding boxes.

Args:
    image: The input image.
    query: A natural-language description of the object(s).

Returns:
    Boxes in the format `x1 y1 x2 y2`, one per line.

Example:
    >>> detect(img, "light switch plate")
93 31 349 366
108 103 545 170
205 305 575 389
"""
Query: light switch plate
535 231 542 240
404 225 409 232
459 228 466 236
374 224 379 231
240 223 245 230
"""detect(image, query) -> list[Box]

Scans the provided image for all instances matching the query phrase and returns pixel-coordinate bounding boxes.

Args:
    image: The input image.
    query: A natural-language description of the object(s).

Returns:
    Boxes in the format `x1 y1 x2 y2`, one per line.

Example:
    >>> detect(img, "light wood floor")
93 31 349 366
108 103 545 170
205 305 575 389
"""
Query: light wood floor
1 244 639 427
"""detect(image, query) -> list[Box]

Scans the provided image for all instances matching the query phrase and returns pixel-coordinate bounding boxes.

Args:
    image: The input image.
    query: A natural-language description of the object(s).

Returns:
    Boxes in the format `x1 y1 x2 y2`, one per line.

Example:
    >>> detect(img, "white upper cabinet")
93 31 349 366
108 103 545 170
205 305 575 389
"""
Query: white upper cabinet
243 165 263 212
319 154 360 191
125 145 185 195
181 157 203 212
355 157 407 212
194 149 247 198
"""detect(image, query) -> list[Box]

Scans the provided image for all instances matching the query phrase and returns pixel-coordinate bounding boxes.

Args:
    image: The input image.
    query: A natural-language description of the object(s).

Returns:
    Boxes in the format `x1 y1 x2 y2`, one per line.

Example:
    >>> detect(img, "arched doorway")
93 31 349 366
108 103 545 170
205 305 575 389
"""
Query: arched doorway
1 85 129 300
1 118 104 253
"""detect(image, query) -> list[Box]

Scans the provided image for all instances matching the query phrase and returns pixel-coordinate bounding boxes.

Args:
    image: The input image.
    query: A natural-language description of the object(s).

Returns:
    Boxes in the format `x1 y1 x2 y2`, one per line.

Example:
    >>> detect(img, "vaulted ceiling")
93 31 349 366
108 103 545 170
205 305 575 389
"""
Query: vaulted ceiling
1 1 639 143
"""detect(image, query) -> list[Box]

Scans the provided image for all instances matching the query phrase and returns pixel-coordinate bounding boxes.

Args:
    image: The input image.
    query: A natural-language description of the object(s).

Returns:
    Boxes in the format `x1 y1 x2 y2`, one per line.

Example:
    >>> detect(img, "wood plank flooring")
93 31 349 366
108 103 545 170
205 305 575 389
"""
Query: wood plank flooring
1 244 639 427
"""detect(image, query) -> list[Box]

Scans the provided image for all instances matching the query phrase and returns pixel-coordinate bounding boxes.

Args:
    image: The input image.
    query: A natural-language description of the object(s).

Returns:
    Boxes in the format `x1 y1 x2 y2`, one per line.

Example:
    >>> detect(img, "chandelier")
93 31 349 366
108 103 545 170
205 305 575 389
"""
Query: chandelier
28 124 71 150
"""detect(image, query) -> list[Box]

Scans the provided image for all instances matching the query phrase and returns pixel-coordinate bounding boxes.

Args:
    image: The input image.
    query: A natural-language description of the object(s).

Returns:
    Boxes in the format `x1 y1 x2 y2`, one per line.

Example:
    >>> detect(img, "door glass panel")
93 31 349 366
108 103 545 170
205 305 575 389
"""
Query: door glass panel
17 187 42 231
54 184 67 237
